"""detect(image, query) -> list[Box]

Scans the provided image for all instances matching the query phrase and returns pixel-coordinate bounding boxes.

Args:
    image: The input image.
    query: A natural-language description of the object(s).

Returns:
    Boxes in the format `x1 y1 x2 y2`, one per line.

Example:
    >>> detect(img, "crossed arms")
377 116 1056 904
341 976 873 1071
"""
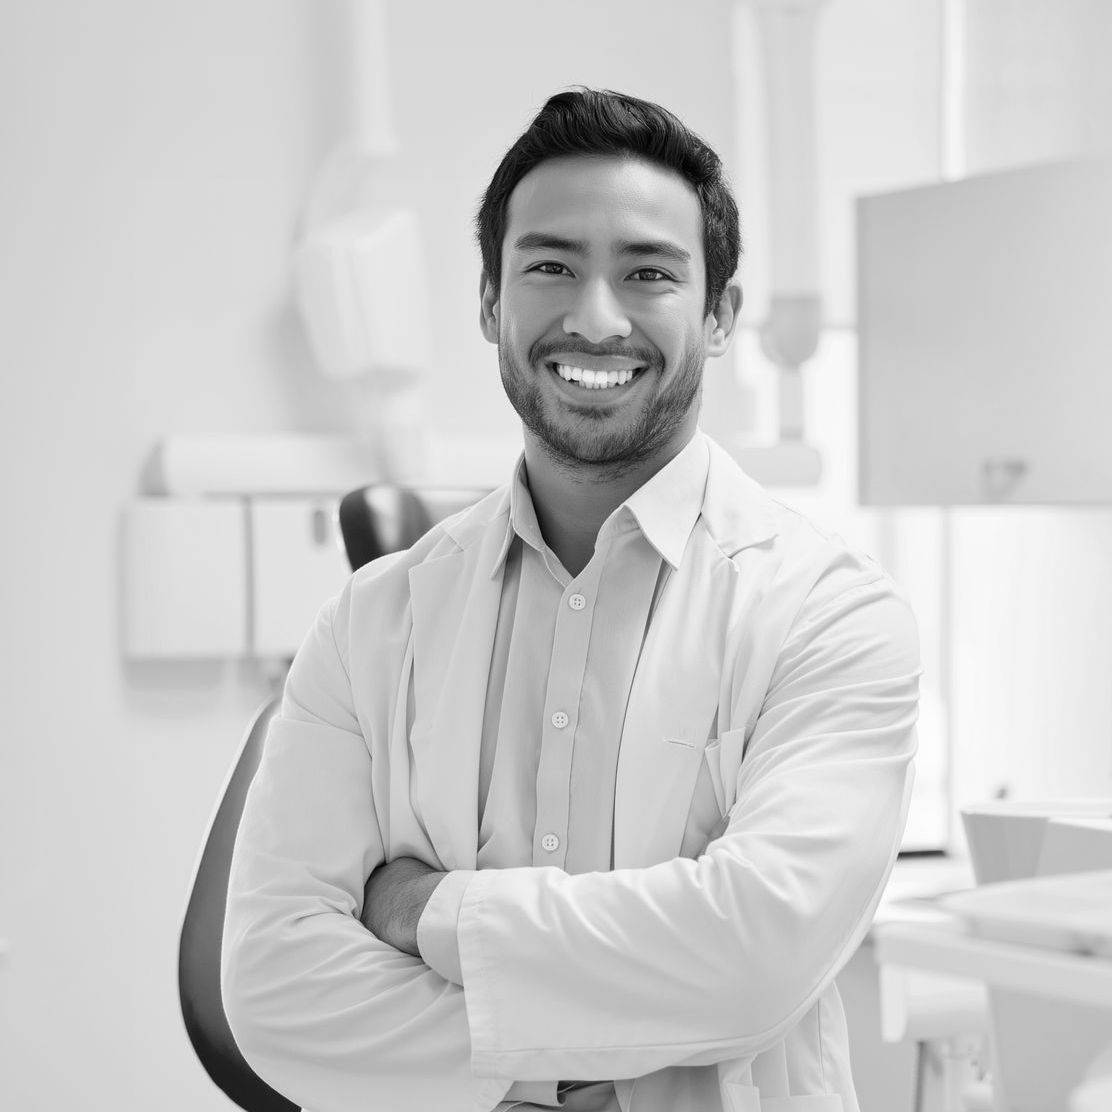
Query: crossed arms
221 573 919 1112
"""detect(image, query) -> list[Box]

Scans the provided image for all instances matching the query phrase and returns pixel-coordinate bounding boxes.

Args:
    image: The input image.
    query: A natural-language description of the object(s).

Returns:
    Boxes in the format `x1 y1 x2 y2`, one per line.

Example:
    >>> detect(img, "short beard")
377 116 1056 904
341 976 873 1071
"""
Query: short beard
498 342 705 481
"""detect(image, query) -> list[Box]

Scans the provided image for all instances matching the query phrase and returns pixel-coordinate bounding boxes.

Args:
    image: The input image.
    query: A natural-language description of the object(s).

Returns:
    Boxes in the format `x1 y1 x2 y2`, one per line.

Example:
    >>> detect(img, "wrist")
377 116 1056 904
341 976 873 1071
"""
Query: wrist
362 857 447 957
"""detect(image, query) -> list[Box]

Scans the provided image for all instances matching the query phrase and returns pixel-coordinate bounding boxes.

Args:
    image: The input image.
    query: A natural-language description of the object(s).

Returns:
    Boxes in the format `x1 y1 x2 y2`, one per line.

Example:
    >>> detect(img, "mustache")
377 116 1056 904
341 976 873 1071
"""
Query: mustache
530 340 660 365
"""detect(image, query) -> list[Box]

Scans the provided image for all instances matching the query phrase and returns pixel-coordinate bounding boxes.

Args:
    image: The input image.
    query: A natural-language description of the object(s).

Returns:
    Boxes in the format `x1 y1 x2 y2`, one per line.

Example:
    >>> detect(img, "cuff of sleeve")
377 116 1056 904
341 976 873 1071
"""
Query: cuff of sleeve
417 868 475 986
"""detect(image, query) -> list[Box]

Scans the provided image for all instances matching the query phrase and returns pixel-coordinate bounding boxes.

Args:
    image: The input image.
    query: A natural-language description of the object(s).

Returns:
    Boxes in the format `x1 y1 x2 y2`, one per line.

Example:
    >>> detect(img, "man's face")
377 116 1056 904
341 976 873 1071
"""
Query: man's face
481 155 724 472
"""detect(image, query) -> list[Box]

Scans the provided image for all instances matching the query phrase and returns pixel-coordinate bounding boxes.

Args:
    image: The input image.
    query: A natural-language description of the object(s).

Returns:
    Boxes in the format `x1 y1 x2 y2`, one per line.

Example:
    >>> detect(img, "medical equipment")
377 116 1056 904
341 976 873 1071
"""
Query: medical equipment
294 208 430 384
858 158 1112 506
729 0 827 487
292 0 432 486
875 800 1112 1112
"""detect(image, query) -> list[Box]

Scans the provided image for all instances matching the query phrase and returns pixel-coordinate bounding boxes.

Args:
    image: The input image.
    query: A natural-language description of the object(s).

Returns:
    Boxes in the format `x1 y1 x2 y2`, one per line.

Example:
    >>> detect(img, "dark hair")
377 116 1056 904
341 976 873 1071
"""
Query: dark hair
476 87 741 319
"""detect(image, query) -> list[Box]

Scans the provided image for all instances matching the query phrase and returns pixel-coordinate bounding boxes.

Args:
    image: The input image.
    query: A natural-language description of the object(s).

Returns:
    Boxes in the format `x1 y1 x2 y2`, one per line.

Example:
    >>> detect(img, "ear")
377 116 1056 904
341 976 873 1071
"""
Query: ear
479 271 500 344
705 280 743 358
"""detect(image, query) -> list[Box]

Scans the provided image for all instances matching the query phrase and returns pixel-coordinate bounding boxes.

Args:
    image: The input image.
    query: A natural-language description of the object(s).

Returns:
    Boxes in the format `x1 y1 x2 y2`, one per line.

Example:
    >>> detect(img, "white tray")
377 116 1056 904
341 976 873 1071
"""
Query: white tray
940 870 1112 959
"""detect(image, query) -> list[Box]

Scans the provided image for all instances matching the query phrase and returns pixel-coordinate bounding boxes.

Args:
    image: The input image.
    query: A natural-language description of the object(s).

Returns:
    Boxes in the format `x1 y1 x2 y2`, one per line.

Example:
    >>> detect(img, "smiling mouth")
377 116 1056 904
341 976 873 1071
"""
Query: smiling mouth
546 361 646 390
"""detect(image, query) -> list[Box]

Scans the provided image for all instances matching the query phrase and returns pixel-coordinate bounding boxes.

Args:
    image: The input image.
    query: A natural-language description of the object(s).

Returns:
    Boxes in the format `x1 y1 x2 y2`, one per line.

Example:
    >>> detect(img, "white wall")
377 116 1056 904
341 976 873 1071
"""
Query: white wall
963 0 1112 175
0 4 322 1108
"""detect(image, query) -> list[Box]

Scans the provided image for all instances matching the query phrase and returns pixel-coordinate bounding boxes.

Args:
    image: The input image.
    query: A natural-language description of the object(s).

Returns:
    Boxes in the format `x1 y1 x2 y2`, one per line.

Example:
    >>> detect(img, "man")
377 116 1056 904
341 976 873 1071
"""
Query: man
223 88 919 1112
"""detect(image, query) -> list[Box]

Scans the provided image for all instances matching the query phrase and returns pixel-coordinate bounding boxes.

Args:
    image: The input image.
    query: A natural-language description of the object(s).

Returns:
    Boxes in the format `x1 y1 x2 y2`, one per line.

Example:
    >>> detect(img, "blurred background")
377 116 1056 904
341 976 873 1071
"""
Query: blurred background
1 1 1111 1109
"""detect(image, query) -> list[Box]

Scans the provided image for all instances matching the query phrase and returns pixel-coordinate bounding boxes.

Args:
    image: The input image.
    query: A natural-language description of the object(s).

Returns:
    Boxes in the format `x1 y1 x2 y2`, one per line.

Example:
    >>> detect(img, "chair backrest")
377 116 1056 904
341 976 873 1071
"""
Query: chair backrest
178 482 490 1110
338 485 433 572
179 696 296 1112
338 484 491 572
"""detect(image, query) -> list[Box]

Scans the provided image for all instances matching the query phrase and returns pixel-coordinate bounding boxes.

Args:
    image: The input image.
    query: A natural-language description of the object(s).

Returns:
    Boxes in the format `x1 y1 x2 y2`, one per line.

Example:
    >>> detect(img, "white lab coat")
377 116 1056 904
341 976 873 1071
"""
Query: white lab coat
223 434 920 1112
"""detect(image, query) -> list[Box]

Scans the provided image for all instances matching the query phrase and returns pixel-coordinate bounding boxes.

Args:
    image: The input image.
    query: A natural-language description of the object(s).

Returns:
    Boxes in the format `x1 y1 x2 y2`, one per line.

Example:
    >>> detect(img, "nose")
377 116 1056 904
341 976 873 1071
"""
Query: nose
562 278 632 343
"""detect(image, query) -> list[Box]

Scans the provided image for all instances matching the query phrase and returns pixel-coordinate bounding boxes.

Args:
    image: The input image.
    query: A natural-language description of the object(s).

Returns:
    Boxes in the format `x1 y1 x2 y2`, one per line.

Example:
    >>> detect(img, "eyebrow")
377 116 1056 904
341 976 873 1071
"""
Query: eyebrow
512 232 692 266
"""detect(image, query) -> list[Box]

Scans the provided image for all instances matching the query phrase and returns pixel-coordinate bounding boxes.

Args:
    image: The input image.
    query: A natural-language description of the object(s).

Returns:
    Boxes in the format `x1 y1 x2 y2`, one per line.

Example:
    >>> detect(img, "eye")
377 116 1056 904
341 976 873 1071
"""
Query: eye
529 262 572 276
629 267 671 281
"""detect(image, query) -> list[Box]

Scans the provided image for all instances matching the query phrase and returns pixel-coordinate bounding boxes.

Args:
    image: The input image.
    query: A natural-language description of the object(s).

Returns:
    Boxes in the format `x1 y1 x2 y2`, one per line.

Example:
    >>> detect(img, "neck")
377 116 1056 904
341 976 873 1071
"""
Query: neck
522 429 695 577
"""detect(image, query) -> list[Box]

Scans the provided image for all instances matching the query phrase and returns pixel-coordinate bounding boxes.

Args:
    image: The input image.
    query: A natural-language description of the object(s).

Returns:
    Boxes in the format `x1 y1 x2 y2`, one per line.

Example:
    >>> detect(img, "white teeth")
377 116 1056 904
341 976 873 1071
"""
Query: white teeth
553 363 639 389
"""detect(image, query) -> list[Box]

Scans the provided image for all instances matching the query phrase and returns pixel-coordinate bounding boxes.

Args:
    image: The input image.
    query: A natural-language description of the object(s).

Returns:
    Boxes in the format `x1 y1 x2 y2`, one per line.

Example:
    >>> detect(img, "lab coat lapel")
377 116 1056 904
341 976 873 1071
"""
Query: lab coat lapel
407 532 504 871
613 535 731 868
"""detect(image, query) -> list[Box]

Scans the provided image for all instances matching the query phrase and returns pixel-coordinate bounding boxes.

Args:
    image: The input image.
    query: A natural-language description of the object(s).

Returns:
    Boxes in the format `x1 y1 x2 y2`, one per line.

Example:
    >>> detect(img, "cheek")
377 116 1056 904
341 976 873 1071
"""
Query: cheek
645 309 704 362
500 294 550 346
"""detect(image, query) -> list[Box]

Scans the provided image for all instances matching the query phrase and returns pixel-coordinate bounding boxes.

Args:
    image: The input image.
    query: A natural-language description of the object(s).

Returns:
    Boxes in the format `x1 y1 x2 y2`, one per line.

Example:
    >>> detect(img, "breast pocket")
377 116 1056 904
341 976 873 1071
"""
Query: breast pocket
678 738 730 858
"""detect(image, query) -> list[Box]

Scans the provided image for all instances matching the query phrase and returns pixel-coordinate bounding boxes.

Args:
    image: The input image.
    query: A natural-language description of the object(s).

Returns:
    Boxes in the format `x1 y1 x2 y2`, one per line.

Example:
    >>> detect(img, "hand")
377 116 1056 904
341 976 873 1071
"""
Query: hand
361 856 447 957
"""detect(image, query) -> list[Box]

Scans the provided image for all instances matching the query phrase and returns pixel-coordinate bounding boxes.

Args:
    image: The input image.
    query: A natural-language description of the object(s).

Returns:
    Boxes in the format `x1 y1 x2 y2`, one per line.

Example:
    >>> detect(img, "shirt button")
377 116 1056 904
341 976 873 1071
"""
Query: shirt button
568 593 587 611
551 710 569 729
541 833 560 852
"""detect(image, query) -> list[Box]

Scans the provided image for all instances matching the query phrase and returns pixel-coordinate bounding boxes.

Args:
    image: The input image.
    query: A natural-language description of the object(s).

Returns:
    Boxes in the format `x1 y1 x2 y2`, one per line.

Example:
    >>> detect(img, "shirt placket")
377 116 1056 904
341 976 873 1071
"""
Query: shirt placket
532 545 607 870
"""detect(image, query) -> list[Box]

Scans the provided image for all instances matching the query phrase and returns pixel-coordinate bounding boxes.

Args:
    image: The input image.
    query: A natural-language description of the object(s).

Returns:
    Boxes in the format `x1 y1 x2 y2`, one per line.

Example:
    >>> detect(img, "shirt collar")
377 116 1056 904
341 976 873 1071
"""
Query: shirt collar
489 431 711 577
619 430 709 569
487 454 533 576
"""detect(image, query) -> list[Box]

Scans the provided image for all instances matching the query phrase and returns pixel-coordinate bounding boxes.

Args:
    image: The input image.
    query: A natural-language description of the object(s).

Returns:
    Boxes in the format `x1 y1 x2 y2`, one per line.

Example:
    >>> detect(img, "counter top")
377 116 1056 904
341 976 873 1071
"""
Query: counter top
873 914 1112 1009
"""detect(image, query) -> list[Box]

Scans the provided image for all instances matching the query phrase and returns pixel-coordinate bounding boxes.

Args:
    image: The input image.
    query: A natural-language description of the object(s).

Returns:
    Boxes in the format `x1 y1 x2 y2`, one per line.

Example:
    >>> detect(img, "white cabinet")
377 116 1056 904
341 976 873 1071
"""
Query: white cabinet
122 435 385 662
858 159 1112 505
121 496 350 661
248 498 351 658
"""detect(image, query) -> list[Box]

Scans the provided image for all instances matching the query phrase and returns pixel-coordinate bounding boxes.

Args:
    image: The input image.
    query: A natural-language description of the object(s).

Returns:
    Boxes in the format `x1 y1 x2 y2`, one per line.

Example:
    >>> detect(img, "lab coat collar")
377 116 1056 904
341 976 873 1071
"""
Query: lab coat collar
699 432 781 556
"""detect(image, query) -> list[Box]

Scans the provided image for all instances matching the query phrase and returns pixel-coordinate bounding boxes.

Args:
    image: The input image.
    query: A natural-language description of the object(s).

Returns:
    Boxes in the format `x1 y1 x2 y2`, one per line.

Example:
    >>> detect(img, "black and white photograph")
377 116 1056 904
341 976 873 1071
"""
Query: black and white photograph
2 2 1111 1110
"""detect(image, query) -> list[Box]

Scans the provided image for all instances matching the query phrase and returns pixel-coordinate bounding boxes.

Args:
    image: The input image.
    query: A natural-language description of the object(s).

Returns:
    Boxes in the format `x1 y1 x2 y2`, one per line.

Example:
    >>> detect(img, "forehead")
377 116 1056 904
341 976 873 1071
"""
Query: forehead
504 155 704 260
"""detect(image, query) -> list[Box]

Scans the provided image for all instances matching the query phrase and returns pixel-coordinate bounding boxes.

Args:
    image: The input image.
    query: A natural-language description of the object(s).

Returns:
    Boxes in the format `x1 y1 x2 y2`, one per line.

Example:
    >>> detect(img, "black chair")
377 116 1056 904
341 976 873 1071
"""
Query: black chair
178 484 486 1111
179 695 293 1112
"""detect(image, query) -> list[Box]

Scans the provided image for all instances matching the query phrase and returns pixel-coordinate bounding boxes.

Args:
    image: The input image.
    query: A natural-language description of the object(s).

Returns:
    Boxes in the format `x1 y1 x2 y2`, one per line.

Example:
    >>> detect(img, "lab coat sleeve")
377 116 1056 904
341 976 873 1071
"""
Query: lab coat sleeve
451 571 921 1083
220 583 513 1112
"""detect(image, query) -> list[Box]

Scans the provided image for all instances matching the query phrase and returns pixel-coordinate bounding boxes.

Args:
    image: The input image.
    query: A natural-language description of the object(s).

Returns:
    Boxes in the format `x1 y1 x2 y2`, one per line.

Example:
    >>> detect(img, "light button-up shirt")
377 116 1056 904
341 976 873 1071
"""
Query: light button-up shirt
420 434 710 1110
